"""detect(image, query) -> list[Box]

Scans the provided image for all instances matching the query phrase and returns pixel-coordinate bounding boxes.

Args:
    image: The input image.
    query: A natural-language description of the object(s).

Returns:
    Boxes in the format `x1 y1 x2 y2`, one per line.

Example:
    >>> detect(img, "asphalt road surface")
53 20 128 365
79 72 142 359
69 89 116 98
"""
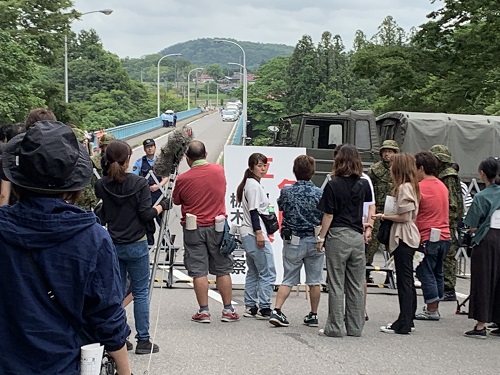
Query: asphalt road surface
124 113 499 375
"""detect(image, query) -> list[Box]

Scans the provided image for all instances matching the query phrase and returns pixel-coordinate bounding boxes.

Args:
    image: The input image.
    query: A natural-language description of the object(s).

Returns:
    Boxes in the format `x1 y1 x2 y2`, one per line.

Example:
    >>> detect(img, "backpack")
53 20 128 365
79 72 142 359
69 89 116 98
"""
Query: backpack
219 220 240 255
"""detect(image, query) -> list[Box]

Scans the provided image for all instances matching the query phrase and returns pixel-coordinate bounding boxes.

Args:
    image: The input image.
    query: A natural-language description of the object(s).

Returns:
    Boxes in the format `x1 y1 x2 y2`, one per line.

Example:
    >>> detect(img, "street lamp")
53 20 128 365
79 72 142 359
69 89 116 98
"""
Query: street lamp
157 53 182 116
187 67 203 111
65 9 113 103
228 62 248 145
214 39 247 145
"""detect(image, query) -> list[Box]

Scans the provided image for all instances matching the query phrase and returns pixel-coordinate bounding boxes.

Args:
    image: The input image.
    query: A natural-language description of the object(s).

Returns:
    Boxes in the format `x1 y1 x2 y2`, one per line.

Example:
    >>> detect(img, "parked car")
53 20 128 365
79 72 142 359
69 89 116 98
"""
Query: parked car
222 110 239 122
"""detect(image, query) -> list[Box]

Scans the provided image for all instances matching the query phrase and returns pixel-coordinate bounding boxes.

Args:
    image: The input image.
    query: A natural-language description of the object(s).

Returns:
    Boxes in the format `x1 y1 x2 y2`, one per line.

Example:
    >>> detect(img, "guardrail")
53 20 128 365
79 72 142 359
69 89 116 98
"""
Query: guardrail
105 108 202 140
232 116 244 145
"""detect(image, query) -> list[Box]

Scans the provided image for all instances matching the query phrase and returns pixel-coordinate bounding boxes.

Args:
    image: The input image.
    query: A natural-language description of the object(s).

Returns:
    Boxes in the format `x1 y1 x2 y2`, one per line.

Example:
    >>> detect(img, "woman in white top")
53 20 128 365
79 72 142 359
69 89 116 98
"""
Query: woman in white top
236 153 277 319
373 153 421 335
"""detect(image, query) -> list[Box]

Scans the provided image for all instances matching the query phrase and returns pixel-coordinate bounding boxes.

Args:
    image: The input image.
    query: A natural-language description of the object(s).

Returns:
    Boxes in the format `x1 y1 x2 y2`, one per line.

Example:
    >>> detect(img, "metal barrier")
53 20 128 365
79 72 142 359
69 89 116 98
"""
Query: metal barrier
105 108 202 140
232 116 244 145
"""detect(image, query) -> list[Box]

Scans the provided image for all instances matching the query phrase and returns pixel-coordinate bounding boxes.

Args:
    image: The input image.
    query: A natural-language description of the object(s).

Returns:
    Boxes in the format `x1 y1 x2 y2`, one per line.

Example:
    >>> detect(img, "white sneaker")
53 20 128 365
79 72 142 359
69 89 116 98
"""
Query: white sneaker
380 323 415 334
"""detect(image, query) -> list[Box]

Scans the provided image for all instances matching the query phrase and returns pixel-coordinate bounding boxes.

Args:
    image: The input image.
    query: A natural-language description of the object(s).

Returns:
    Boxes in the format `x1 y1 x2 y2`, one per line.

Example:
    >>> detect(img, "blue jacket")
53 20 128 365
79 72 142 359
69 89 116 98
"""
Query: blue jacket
0 198 129 375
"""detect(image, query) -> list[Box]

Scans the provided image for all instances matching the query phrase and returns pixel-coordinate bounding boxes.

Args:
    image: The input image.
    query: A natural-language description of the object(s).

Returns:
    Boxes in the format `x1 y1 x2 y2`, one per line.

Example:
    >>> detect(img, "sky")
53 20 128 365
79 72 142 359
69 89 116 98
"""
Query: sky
72 0 441 58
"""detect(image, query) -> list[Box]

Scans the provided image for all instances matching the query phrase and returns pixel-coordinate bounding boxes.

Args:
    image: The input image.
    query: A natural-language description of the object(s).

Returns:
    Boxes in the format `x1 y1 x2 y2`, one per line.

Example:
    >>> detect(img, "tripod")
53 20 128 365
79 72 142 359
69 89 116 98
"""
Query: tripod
147 167 181 299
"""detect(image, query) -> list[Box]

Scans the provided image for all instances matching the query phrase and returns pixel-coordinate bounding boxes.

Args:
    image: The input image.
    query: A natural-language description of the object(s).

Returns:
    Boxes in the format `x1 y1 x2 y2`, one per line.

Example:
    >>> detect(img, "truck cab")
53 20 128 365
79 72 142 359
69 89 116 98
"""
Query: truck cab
273 110 381 186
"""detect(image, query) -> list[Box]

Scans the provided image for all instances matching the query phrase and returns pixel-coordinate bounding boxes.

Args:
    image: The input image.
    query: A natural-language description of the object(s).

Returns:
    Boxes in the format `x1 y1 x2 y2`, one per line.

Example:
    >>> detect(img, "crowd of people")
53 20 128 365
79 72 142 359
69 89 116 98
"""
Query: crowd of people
1 107 500 374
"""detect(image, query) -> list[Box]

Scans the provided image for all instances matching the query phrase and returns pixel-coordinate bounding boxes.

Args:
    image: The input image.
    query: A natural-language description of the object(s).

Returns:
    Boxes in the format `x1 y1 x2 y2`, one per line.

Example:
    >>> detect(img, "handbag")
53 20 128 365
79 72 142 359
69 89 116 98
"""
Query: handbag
219 220 241 255
376 219 393 246
259 212 279 234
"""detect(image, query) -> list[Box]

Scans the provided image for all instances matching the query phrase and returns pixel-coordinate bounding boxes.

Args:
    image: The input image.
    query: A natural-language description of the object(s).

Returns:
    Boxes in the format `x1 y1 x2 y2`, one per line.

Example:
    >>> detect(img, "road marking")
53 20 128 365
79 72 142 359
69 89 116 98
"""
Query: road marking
163 269 237 305
216 119 240 165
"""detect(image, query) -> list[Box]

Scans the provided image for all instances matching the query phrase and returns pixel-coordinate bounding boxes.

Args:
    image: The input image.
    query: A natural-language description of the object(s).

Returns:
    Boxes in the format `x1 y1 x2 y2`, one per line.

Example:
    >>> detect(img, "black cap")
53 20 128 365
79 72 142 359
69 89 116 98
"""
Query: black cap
2 121 92 193
143 139 155 147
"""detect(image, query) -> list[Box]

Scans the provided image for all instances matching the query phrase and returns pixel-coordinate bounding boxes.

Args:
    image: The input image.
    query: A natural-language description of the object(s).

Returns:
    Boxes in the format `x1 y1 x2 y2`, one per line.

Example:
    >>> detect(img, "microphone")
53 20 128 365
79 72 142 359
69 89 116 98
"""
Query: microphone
154 126 194 176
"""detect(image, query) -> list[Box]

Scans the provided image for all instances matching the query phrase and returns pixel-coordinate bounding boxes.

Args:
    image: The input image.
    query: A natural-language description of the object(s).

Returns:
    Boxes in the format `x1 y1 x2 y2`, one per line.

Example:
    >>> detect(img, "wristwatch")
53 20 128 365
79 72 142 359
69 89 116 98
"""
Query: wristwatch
316 236 325 243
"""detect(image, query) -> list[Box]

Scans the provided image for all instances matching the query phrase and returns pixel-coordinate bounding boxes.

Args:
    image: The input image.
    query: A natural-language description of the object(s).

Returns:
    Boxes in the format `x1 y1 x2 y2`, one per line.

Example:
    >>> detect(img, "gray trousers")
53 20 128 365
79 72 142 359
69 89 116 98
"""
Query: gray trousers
324 227 365 337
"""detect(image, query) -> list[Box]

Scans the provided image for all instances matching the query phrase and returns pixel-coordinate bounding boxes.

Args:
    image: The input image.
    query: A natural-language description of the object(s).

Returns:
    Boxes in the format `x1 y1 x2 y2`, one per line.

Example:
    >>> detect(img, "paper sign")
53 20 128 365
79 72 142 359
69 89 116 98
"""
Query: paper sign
291 235 300 246
383 196 398 215
490 210 500 229
80 343 104 375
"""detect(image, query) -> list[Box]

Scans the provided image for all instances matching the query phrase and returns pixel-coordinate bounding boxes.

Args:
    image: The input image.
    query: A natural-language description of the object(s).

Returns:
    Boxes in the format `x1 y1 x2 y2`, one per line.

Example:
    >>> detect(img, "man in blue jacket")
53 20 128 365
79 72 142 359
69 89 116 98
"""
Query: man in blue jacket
0 121 131 375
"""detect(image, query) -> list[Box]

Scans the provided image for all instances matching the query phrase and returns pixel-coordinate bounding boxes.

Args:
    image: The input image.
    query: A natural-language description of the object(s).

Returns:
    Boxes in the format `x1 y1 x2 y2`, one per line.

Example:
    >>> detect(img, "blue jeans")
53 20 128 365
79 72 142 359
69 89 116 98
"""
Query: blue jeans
416 240 450 304
114 240 151 341
282 236 324 286
241 235 276 309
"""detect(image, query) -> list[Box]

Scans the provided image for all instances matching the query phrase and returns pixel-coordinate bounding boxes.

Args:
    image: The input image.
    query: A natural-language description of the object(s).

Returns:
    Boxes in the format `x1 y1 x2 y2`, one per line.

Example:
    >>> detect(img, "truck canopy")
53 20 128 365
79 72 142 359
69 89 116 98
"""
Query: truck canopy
376 111 500 182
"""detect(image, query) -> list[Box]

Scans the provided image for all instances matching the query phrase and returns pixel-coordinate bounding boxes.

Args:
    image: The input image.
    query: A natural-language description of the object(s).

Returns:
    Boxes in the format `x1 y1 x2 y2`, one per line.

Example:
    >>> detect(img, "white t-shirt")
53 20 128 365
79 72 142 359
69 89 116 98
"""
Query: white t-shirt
361 173 376 221
240 178 270 238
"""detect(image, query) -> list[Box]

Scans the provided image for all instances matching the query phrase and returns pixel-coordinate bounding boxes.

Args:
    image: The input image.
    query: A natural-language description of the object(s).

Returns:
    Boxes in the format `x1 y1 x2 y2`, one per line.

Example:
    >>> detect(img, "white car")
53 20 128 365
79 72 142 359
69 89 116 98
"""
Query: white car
222 110 239 122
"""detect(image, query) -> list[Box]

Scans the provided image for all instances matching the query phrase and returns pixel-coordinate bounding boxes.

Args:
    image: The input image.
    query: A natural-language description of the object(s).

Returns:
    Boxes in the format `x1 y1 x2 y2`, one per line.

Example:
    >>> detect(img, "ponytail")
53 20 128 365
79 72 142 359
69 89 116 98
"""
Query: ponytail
236 169 255 202
105 140 132 183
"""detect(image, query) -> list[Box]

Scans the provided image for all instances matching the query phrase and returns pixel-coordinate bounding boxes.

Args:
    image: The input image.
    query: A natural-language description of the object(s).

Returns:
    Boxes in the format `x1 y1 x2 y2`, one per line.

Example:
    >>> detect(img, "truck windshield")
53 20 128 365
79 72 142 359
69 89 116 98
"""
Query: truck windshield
302 122 343 149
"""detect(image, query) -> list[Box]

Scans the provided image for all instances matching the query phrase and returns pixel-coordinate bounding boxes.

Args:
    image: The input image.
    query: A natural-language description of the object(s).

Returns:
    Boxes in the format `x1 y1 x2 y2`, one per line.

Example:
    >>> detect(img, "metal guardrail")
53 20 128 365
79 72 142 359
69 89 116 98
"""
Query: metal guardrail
105 108 202 140
232 116 244 145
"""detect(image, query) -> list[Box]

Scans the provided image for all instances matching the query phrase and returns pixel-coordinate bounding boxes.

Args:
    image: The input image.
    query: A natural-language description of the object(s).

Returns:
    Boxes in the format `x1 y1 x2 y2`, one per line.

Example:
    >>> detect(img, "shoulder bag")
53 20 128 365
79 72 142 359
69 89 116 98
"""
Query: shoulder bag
376 219 393 246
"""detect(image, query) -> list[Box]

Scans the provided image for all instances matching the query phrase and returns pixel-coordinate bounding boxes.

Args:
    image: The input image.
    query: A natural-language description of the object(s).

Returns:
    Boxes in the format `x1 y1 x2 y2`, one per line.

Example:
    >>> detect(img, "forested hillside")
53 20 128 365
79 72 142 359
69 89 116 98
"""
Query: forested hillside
161 38 294 71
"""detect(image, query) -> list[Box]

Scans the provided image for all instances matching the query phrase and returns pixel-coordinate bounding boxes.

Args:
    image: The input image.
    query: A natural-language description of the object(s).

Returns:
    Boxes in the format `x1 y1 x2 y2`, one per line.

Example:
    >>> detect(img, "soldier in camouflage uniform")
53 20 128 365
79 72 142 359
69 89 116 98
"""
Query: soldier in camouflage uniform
91 133 115 177
72 128 99 210
366 140 399 283
430 145 464 301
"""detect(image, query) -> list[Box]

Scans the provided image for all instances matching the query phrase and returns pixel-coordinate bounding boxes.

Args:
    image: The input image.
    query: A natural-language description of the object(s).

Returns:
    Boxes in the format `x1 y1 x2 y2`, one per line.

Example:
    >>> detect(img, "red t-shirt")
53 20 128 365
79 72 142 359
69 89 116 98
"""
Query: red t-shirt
415 177 451 241
172 163 226 226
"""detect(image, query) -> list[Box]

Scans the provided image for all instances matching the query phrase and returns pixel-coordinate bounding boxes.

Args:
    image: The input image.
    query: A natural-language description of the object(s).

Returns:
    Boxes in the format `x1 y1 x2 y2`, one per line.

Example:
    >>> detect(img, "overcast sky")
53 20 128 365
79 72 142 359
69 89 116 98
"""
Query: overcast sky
72 0 441 58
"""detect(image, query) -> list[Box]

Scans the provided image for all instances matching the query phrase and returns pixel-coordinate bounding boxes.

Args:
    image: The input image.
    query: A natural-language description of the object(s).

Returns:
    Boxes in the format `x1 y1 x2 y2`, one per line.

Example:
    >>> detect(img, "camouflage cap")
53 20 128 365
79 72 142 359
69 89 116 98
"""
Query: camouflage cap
100 133 116 146
380 140 400 153
430 144 453 163
72 127 87 143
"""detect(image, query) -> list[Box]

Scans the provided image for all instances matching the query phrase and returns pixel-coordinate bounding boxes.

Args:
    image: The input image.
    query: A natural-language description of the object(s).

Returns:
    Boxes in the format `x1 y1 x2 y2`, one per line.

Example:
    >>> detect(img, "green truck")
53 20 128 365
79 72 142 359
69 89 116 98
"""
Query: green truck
271 110 500 186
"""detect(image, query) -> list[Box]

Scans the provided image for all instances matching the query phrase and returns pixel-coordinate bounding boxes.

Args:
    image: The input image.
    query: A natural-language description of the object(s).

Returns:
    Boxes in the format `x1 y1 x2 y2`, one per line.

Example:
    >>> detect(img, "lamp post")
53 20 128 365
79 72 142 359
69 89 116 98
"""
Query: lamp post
228 62 248 145
65 9 113 103
187 67 203 111
214 39 247 145
157 53 182 116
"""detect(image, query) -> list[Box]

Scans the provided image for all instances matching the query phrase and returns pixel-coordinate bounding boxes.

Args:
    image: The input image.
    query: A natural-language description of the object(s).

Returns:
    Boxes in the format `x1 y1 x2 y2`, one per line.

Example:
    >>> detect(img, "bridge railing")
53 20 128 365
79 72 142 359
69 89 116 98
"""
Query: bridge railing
105 108 202 140
232 116 244 145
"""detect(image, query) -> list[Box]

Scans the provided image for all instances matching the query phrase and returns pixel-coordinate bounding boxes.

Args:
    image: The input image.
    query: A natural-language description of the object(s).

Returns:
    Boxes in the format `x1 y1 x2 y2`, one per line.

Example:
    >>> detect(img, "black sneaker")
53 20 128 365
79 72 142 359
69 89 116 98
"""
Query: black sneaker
256 308 272 320
269 310 289 327
464 326 487 339
487 323 498 330
126 339 133 351
303 312 319 327
490 328 500 337
443 290 457 301
243 306 258 318
135 339 160 354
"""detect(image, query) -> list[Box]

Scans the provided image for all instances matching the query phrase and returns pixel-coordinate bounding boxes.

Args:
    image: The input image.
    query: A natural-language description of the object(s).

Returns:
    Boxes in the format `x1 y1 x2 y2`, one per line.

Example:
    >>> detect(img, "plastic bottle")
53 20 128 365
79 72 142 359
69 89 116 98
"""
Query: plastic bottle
268 204 275 213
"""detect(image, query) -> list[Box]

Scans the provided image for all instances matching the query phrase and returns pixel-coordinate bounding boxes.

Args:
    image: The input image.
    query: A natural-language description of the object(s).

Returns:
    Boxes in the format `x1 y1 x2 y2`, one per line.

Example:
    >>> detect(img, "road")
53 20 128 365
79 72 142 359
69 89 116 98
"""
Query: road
125 113 498 375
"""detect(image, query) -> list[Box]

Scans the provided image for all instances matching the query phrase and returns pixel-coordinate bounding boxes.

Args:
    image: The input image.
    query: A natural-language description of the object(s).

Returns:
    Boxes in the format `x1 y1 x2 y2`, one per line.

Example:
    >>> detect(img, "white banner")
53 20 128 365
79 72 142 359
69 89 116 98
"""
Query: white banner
224 145 307 285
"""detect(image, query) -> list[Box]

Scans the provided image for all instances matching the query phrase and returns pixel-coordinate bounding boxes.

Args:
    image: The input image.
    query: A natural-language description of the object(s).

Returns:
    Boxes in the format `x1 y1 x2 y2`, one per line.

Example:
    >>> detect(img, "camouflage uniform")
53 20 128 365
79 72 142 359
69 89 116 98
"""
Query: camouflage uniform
430 145 464 295
366 140 399 266
71 128 99 210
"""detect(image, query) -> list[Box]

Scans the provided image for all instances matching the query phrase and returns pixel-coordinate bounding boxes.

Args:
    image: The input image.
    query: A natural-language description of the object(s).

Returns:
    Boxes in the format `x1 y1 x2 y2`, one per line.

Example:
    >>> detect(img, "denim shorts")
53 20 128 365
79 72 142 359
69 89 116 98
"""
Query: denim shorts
183 226 233 278
281 236 324 286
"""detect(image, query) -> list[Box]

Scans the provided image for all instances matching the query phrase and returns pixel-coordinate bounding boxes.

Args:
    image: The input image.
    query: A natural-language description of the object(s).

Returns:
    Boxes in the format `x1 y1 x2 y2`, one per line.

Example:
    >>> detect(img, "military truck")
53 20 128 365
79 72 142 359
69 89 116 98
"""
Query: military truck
376 111 500 183
270 110 500 186
271 110 382 186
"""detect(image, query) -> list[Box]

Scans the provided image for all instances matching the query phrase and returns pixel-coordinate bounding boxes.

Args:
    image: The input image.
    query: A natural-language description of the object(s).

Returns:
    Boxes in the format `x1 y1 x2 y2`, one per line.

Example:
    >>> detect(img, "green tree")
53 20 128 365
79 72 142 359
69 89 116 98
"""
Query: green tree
205 64 224 81
0 31 43 123
286 35 321 113
246 56 290 143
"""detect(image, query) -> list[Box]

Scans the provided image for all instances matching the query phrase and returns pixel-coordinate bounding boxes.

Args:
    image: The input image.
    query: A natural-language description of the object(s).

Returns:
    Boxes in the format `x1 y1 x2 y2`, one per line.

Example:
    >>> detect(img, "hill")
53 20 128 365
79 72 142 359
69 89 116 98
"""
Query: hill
160 38 294 71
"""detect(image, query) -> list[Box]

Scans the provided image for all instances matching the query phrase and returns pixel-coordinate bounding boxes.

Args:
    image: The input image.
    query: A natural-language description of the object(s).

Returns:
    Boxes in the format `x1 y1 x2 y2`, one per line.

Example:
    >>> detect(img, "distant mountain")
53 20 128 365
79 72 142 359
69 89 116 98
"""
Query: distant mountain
161 38 294 71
